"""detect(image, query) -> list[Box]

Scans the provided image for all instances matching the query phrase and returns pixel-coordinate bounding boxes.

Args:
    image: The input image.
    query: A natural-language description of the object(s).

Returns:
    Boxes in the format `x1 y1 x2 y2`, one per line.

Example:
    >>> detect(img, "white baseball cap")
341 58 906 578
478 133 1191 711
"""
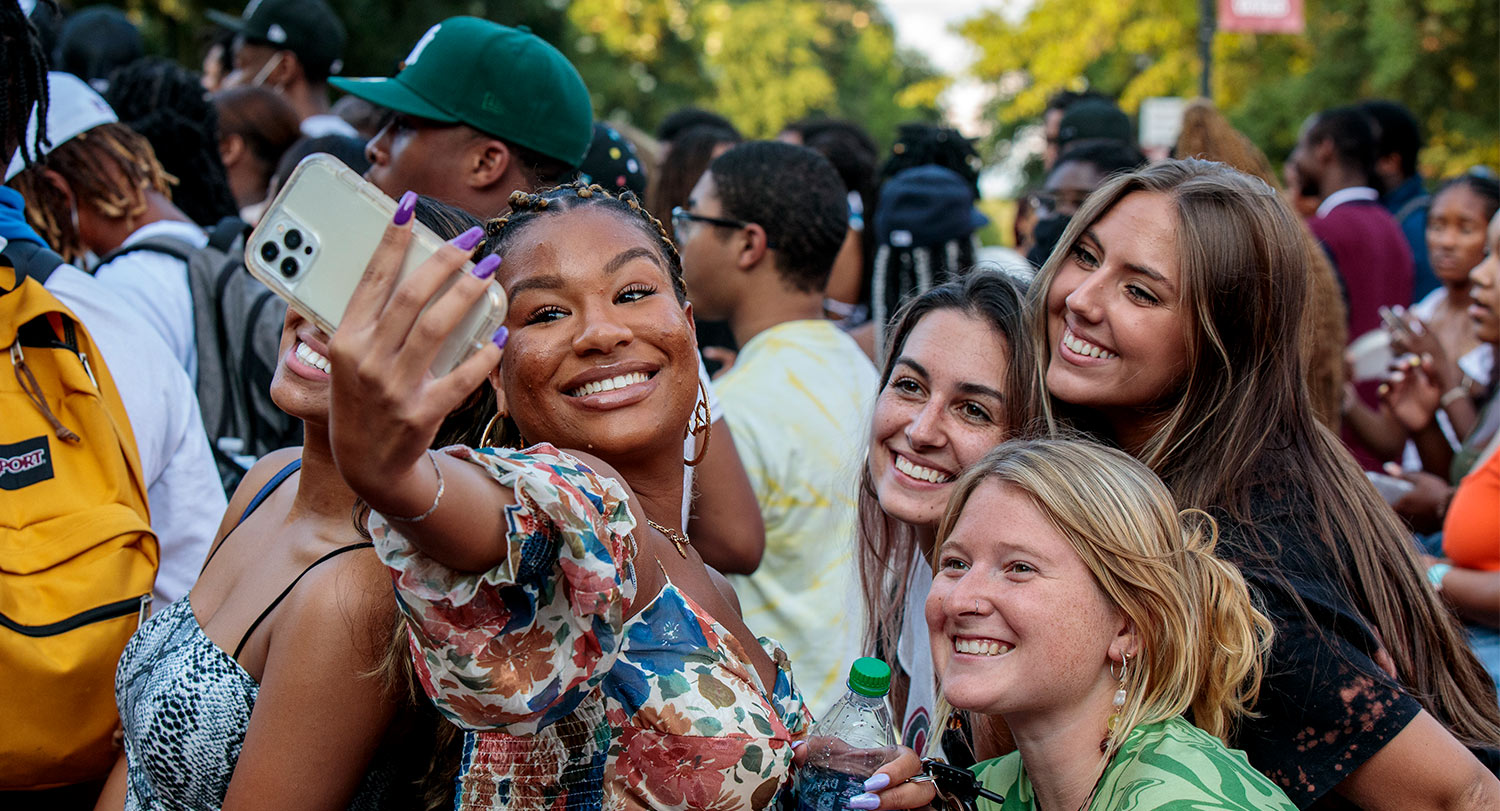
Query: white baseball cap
5 72 119 182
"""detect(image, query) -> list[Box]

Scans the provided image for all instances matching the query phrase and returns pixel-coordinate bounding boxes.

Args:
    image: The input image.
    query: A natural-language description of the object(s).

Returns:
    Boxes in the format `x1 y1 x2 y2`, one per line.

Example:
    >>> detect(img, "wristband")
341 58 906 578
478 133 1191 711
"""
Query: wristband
1439 385 1469 408
383 450 445 523
1426 561 1453 592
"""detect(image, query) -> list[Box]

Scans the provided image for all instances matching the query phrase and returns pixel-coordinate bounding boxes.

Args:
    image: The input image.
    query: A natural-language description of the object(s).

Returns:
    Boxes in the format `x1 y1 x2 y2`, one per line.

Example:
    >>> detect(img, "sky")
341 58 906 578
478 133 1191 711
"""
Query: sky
880 0 1025 136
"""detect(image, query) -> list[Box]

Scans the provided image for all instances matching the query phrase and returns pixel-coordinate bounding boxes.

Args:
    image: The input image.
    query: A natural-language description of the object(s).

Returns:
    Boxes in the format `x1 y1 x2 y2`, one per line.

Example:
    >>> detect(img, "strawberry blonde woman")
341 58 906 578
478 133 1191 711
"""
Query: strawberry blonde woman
929 438 1292 810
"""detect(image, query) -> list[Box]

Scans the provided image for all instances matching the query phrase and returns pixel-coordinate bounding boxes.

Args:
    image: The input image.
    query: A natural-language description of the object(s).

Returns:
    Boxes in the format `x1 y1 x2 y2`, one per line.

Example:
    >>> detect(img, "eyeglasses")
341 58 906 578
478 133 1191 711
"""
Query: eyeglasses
671 206 752 234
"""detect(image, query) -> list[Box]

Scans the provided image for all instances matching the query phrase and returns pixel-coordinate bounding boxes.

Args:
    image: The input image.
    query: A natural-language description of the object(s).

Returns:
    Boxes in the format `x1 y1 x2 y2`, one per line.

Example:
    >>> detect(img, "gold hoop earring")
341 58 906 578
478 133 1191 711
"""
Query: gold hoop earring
684 380 712 467
480 413 504 449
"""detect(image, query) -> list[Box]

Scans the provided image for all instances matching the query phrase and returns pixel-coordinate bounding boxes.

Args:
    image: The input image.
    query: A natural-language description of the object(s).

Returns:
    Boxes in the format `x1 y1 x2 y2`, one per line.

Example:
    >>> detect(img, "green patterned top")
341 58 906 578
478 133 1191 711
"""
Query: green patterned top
971 717 1297 810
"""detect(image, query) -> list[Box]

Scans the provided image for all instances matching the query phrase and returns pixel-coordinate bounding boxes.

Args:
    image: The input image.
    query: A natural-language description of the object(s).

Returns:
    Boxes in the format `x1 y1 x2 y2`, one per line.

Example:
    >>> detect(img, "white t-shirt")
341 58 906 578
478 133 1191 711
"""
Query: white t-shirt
299 114 359 140
92 220 208 384
681 355 723 527
42 261 225 605
717 319 877 715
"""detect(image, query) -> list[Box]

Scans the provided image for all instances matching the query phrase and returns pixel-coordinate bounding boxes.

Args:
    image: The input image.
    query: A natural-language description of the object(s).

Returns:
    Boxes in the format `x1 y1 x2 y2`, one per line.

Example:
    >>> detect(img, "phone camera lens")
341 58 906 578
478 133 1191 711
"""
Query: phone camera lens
260 241 280 262
283 229 303 250
280 257 300 278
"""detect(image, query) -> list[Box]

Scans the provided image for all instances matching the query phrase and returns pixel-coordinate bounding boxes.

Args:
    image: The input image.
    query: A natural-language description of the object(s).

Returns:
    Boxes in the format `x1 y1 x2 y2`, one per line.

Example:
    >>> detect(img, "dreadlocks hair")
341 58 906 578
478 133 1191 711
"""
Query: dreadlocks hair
2 0 54 170
9 122 176 264
879 123 982 197
486 181 686 304
104 57 239 226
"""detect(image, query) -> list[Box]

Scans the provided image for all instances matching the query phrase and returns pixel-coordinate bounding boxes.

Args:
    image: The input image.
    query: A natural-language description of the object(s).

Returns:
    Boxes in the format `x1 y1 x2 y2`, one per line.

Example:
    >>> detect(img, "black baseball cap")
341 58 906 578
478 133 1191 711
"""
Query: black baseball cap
208 0 346 81
1057 99 1133 149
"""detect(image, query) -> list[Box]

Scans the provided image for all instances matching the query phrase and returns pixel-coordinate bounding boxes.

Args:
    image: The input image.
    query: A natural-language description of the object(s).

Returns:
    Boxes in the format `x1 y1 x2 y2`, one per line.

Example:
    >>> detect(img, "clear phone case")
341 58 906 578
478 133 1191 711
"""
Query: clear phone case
245 153 507 377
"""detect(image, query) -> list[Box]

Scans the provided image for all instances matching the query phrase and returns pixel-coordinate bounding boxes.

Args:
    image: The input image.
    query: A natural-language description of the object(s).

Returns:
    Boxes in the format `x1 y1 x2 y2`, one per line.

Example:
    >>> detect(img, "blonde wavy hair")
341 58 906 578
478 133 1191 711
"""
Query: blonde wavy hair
929 437 1271 762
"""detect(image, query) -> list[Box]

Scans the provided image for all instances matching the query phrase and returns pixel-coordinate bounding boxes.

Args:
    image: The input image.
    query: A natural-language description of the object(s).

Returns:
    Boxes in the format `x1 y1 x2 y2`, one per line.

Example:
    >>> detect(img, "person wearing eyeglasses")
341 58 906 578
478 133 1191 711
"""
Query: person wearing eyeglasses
676 141 879 715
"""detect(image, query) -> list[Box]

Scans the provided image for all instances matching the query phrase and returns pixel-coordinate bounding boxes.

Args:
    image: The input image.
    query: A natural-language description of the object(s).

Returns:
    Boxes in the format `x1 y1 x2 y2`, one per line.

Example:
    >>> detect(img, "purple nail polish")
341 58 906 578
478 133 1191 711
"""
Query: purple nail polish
453 226 484 252
491 326 508 349
472 254 502 280
863 773 891 792
846 793 880 810
393 191 418 225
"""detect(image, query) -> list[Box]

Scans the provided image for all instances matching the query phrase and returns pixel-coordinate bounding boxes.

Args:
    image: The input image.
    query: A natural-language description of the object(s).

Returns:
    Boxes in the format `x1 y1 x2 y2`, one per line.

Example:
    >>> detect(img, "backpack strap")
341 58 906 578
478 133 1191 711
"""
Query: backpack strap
200 458 302 572
96 236 195 267
232 541 374 660
1392 192 1431 224
2 240 66 287
206 216 250 253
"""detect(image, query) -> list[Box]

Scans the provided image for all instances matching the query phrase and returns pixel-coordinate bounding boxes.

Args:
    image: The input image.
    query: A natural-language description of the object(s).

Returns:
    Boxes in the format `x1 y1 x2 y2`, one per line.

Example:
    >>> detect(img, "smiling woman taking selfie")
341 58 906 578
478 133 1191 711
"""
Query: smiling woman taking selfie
1029 159 1500 809
323 183 929 810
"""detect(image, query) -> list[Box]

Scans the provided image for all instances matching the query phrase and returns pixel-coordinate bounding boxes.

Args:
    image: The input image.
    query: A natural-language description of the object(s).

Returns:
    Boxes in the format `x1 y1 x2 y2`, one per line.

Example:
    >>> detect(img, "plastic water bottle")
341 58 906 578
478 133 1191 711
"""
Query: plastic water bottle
795 657 897 811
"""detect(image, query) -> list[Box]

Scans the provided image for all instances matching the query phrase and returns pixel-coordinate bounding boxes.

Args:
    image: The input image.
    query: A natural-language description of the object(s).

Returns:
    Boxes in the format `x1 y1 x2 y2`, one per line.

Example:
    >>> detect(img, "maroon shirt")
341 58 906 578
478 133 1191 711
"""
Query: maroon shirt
1307 199 1414 339
1309 197 1413 470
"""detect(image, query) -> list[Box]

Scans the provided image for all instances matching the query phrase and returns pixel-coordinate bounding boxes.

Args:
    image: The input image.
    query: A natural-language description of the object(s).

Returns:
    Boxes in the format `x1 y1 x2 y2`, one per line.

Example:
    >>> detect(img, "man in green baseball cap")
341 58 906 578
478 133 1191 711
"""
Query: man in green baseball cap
209 0 355 139
331 16 593 219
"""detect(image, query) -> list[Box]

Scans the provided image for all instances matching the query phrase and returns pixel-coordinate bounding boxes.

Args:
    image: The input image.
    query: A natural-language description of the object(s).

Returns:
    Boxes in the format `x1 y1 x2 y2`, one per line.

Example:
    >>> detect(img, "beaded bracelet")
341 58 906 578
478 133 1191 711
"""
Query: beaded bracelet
384 450 445 523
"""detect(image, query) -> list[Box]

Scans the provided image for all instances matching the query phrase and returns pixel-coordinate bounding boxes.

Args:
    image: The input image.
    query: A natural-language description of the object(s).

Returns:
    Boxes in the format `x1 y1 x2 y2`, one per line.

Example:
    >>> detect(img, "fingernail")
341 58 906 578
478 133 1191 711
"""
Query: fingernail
847 793 880 810
491 326 508 349
472 254 502 280
1383 462 1403 476
452 226 484 251
863 773 891 792
393 191 417 225
791 740 806 750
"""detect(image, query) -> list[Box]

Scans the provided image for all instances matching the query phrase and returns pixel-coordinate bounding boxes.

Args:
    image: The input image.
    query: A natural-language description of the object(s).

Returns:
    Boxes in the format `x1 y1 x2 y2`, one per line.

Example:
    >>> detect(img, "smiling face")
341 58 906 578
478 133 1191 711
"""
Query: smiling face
1044 191 1192 440
1469 212 1500 345
869 309 1011 528
269 306 334 424
926 481 1126 724
1427 184 1493 287
495 205 698 461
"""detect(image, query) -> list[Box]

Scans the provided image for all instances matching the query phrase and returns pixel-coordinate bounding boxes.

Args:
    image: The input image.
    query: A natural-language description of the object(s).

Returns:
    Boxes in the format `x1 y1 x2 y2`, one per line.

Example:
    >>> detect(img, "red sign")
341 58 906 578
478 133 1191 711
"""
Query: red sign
1218 0 1305 34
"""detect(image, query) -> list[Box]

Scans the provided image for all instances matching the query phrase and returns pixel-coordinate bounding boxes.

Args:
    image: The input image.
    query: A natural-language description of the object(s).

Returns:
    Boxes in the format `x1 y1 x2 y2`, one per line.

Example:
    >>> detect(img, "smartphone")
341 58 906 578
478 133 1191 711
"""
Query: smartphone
245 153 507 377
1378 305 1413 338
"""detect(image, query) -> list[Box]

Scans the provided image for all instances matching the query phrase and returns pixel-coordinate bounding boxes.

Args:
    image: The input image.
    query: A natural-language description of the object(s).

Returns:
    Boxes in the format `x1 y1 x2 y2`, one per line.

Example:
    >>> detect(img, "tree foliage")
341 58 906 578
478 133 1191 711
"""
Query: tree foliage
95 0 943 146
961 0 1498 182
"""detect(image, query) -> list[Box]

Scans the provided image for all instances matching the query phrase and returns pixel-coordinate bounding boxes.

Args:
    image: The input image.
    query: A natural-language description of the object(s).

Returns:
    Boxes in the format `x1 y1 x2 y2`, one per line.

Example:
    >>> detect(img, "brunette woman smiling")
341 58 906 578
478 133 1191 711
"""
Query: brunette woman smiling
1030 160 1500 810
324 184 931 810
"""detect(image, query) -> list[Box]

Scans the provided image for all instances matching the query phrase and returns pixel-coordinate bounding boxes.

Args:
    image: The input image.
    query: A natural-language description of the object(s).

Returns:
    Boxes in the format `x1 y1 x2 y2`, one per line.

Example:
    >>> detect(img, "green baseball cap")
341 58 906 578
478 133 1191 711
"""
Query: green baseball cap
207 0 347 81
330 17 593 169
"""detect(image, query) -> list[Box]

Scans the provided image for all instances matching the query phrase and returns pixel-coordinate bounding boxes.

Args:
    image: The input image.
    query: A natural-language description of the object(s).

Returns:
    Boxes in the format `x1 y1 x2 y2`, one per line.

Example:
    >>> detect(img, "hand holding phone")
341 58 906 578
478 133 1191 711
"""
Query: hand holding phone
324 203 507 514
245 154 506 377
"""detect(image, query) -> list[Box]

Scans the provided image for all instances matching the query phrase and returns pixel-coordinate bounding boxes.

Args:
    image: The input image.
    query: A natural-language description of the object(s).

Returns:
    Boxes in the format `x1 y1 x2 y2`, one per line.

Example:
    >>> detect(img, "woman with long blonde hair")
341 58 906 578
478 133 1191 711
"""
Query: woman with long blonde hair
928 438 1290 810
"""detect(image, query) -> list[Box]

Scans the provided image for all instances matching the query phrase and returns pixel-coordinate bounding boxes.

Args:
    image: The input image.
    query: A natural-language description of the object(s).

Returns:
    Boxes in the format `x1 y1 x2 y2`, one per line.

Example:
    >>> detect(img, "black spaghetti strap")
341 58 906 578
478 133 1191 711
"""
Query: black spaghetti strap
232 542 374 660
201 458 303 572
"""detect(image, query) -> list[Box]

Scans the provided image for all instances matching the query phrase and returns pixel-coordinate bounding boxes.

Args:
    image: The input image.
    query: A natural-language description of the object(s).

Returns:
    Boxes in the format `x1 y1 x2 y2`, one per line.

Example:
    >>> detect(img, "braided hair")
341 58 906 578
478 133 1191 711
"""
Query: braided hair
9 122 176 263
486 181 687 304
1 0 53 169
104 57 239 226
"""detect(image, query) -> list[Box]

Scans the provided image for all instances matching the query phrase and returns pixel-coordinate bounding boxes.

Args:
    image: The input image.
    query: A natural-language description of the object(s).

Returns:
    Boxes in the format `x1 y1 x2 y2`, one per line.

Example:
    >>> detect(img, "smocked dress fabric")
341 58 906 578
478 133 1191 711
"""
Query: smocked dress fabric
370 444 811 810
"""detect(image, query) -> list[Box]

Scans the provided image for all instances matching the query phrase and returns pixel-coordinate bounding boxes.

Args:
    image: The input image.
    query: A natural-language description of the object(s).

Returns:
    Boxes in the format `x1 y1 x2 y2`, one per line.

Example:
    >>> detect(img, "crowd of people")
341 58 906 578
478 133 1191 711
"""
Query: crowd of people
1 1 1497 810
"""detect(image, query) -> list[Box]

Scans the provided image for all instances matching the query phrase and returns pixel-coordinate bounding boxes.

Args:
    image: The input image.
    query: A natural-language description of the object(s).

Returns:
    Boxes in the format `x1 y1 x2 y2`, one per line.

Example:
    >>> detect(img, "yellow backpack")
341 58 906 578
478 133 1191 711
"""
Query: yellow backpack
0 248 158 790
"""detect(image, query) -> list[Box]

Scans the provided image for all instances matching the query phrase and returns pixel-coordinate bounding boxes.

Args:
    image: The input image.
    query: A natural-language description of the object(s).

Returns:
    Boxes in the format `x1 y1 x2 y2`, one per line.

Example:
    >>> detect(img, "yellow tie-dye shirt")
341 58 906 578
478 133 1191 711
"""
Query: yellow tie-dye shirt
715 319 877 716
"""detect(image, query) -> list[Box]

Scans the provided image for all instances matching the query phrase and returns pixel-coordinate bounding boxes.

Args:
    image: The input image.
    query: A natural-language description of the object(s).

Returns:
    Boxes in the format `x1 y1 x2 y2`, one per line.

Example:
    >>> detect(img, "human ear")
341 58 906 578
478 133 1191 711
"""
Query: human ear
1108 615 1139 663
738 223 770 271
219 133 246 168
470 138 511 189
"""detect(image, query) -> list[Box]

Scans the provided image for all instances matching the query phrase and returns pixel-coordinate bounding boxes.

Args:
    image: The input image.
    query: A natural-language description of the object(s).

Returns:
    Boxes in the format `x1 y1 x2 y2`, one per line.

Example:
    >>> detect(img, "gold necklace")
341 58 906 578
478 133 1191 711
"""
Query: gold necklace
646 518 691 558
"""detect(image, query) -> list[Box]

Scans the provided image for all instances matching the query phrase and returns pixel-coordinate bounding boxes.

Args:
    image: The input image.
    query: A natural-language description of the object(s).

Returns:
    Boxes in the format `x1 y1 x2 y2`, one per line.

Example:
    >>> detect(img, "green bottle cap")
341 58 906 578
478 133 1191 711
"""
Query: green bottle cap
847 657 892 698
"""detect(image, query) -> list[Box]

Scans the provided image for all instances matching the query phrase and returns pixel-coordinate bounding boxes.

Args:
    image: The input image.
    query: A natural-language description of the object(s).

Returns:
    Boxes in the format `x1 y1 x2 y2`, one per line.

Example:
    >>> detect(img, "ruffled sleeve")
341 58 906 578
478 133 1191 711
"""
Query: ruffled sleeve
369 443 638 735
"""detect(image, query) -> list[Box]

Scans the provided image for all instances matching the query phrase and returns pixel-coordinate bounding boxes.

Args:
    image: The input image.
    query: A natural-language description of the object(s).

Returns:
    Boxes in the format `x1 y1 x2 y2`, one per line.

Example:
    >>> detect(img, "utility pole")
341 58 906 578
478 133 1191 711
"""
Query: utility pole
1198 0 1216 99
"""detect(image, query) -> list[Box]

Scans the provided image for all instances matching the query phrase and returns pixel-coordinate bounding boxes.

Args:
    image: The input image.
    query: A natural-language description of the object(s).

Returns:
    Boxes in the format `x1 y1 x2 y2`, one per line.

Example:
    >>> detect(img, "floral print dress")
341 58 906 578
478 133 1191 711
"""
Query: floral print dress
370 444 811 810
